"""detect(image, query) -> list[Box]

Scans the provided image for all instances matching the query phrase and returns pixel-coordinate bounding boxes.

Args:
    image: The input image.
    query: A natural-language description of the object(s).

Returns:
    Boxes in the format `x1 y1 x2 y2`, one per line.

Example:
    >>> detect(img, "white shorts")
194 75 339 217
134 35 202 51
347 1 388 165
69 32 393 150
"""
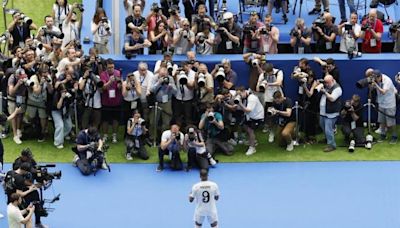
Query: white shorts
194 212 218 225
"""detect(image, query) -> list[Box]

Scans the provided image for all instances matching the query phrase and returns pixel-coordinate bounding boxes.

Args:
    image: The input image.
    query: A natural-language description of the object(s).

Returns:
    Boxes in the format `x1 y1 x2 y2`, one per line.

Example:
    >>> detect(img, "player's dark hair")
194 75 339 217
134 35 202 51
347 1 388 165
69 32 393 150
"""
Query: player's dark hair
200 169 208 179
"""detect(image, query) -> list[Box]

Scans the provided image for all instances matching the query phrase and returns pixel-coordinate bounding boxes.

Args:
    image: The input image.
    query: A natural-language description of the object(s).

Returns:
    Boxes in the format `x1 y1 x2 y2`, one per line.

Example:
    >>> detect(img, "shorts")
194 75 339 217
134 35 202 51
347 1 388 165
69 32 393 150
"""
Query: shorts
26 100 47 119
102 106 121 123
194 212 218 225
7 97 26 114
377 107 396 127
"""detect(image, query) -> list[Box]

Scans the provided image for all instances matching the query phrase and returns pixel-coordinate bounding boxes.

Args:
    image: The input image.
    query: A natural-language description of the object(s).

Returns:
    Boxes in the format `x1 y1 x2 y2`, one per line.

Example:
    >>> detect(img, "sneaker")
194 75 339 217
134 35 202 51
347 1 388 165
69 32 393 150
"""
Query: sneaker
323 146 336 152
156 165 164 172
308 8 321 15
112 133 117 143
101 162 108 170
126 153 133 160
268 132 275 143
102 134 108 142
378 134 386 143
72 155 79 167
37 135 45 142
228 138 238 146
282 14 288 24
389 136 398 144
286 141 294 151
348 140 355 153
0 133 7 139
13 136 22 145
245 146 257 156
35 223 49 228
56 144 64 149
375 127 386 134
0 213 3 219
262 127 269 133
16 129 22 138
238 140 244 145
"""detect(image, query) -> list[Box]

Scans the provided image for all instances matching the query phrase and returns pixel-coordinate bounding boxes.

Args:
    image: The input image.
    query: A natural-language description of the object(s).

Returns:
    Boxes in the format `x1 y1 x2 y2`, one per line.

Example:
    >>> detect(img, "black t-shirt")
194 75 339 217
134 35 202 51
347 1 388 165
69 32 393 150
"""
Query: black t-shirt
273 97 295 124
10 23 31 49
314 24 338 53
341 103 363 127
76 129 100 145
329 67 340 85
125 15 146 34
290 27 312 53
216 23 242 54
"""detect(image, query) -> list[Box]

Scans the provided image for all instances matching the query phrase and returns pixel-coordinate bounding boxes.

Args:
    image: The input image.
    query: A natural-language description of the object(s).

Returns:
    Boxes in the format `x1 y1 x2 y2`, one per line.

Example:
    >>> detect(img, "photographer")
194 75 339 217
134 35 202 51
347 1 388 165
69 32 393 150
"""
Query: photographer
91 8 112 54
79 66 102 129
75 126 108 172
62 3 82 49
36 15 62 56
122 72 141 124
256 63 283 142
211 59 237 91
146 3 168 39
199 103 234 156
290 18 312 54
312 12 338 53
12 148 37 171
172 19 195 55
4 162 47 228
235 87 264 156
340 94 365 151
22 49 40 77
160 0 180 18
124 28 152 56
195 64 214 113
389 21 400 53
125 4 147 34
124 0 146 16
148 21 169 54
148 67 177 140
134 62 156 121
184 125 217 172
191 4 216 34
8 11 38 50
360 9 383 53
269 91 296 151
157 124 185 172
338 12 361 54
242 11 264 54
215 12 242 54
167 5 183 33
7 193 35 228
243 53 265 91
313 57 340 84
26 66 54 142
56 47 80 78
51 83 73 149
195 22 215 55
125 111 149 160
370 70 397 143
318 75 342 152
52 0 72 30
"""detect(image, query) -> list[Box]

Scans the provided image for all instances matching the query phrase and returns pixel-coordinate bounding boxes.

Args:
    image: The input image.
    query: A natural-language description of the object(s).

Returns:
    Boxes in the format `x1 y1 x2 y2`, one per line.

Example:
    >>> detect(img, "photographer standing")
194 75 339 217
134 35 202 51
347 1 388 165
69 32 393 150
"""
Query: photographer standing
36 15 62 57
51 84 73 149
195 22 215 55
235 87 264 156
211 59 237 92
338 12 361 54
242 11 264 54
195 64 214 114
313 57 341 85
312 13 338 53
124 28 152 56
340 94 365 151
290 18 312 54
215 12 242 54
134 62 156 121
191 4 216 34
7 193 35 228
172 19 195 55
371 70 398 143
318 75 342 152
8 11 38 50
199 104 234 156
91 8 112 54
360 9 383 53
122 72 141 124
62 3 82 49
125 112 149 160
79 66 102 129
125 4 147 34
157 124 185 172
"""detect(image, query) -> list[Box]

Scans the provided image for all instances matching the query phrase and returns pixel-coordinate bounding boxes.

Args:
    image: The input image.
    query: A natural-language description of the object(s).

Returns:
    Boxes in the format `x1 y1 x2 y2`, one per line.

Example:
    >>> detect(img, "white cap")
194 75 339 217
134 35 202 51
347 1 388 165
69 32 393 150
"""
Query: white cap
223 12 233 20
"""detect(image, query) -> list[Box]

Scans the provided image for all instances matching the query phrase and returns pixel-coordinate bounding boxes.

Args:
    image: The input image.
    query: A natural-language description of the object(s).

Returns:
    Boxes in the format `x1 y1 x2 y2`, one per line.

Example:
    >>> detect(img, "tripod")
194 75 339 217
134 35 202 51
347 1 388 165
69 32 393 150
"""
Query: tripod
148 102 163 147
292 101 303 146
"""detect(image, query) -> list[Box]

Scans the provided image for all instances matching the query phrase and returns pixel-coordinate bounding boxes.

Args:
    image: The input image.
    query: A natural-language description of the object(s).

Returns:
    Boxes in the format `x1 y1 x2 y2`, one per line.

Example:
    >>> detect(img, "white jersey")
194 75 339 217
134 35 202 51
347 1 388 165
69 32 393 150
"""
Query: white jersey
190 180 219 216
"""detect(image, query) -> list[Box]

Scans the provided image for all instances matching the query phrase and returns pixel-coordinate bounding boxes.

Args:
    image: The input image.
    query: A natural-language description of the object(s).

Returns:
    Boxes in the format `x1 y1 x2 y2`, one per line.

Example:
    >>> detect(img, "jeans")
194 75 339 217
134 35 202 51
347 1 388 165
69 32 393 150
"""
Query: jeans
52 111 72 146
338 0 356 20
320 116 338 148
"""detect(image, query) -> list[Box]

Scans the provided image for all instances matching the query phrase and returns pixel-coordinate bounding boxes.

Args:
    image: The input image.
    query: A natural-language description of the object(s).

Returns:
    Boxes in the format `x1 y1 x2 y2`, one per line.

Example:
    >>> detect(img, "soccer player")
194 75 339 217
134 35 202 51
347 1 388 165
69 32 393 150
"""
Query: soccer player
189 169 220 228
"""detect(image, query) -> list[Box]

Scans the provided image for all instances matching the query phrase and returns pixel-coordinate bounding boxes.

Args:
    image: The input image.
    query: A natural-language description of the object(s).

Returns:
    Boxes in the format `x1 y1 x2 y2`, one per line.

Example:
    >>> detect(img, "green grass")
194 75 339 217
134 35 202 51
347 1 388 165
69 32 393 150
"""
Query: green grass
0 0 82 34
3 128 400 164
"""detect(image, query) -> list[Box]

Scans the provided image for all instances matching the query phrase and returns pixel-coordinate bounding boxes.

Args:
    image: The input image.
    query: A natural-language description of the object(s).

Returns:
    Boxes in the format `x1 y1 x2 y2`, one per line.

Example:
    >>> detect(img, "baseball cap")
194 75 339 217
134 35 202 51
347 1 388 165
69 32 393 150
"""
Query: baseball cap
163 51 173 57
372 69 382 77
223 12 233 20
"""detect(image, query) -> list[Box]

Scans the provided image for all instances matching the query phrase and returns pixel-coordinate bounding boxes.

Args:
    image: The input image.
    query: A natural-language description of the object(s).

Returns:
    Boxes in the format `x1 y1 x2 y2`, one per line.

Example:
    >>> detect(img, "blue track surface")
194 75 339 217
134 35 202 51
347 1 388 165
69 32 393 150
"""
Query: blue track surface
1 162 400 228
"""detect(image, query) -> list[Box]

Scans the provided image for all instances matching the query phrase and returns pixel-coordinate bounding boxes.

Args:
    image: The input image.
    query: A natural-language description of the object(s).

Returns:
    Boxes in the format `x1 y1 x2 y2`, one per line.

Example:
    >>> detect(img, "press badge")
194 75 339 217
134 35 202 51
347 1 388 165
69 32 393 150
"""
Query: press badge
226 41 233 50
298 86 304 95
176 47 183 54
135 139 140 148
109 89 116 98
161 95 168 103
298 47 304 54
263 43 270 53
370 39 377 47
351 121 356 130
16 95 23 105
325 42 332 50
131 101 137 109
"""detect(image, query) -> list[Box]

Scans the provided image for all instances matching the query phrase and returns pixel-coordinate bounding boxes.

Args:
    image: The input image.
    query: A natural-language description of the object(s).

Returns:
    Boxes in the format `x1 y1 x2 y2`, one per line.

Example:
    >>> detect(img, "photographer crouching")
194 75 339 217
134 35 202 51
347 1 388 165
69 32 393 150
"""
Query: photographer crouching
157 124 185 172
340 94 366 152
74 126 108 175
125 111 149 161
184 125 217 172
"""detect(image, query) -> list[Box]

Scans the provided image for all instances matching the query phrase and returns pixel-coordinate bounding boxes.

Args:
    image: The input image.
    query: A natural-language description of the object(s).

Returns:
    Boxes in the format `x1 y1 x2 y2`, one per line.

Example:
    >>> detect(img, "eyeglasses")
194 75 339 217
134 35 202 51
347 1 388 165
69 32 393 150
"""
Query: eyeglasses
183 24 190 27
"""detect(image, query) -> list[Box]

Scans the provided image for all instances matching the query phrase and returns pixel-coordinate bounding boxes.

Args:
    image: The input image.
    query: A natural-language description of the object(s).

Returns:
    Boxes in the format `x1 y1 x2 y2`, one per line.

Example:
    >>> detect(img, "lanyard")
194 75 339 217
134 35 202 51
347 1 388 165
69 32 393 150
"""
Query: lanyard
17 26 24 39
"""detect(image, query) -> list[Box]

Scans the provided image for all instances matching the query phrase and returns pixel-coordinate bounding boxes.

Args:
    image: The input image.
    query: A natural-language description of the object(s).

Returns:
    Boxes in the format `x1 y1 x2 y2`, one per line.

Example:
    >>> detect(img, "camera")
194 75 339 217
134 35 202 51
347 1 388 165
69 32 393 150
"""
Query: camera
395 72 400 84
178 71 188 85
389 22 400 33
267 107 276 116
23 78 34 87
35 164 62 183
0 32 9 43
173 132 181 141
260 26 271 35
365 134 373 149
348 139 355 152
20 13 33 25
76 3 84 12
356 76 376 89
197 73 206 87
151 3 161 13
188 128 196 141
216 19 229 33
258 83 266 93
64 92 72 98
87 70 104 88
243 24 257 34
42 28 64 39
168 5 179 16
233 95 241 104
344 100 353 111
361 23 370 31
181 30 189 39
138 118 146 126
251 58 260 66
347 46 362 60
313 17 326 30
197 33 207 44
165 61 173 75
207 112 215 121
162 76 170 85
344 24 353 31
215 67 225 83
291 29 299 37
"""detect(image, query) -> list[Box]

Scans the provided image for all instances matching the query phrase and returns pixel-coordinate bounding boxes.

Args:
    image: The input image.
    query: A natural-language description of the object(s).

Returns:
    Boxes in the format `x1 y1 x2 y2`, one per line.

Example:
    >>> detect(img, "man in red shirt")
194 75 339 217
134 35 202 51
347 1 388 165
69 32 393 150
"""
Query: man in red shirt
360 9 383 53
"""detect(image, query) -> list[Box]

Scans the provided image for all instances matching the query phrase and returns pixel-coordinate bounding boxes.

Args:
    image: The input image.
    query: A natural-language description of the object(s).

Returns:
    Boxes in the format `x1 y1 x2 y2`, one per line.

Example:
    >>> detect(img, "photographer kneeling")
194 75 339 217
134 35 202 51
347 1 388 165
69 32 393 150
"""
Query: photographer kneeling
184 125 217 172
157 124 185 172
268 91 296 151
340 94 365 152
74 126 108 175
125 111 149 161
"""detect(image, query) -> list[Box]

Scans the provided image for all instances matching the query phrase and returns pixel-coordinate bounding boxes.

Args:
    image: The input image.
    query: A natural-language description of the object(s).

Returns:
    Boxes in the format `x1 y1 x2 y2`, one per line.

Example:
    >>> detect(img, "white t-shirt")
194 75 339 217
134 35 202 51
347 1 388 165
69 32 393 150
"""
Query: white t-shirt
133 70 156 103
53 3 72 26
196 33 215 55
175 70 195 101
56 57 80 78
153 60 179 75
91 20 112 44
319 84 342 118
7 203 24 228
339 23 361 53
245 93 264 121
62 19 80 49
173 28 195 54
190 180 220 216
377 74 397 109
257 68 283 103
161 130 184 145
79 77 102 109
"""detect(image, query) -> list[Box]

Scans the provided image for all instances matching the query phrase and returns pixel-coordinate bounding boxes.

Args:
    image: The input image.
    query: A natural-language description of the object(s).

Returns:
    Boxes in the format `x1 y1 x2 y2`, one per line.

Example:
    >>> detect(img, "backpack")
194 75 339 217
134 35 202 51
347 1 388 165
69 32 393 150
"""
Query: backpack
3 170 17 194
